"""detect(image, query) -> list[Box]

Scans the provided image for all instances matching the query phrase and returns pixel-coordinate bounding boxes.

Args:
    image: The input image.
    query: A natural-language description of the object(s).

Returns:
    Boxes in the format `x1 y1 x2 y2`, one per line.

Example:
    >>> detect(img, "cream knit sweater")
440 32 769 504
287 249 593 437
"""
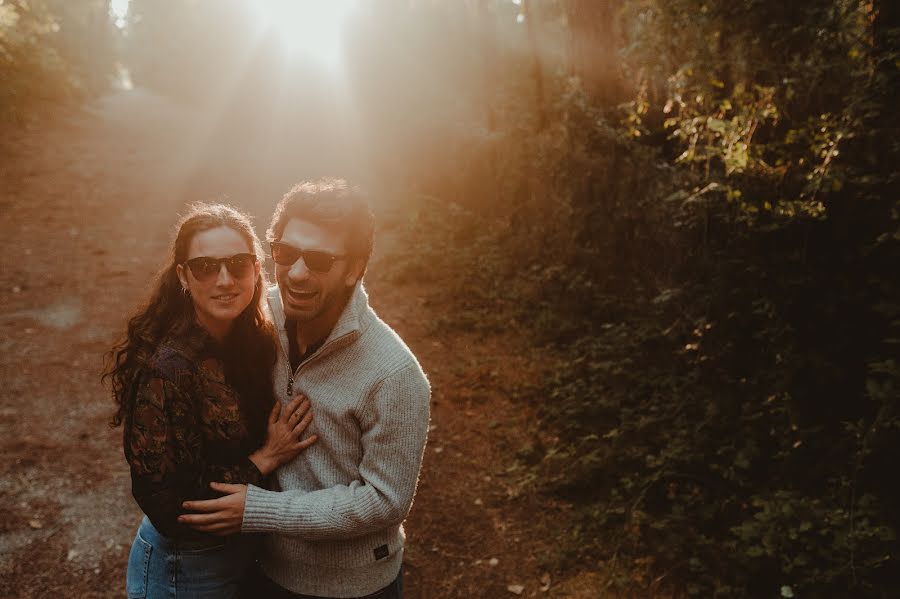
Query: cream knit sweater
241 283 431 597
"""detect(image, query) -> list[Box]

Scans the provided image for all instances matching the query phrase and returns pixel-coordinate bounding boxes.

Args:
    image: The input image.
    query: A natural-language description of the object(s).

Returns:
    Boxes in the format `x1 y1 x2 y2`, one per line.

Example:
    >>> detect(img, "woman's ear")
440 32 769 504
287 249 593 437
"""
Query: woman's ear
175 264 189 291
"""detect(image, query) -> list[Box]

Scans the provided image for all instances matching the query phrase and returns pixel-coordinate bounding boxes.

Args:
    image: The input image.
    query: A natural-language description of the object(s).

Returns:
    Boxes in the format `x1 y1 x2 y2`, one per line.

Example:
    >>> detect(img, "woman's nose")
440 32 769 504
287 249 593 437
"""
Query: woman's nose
216 263 236 285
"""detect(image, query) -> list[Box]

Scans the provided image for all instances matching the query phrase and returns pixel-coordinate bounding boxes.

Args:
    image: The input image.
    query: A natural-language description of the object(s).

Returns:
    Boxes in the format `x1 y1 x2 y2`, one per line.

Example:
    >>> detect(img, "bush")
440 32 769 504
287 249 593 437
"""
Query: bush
391 0 899 594
0 0 116 124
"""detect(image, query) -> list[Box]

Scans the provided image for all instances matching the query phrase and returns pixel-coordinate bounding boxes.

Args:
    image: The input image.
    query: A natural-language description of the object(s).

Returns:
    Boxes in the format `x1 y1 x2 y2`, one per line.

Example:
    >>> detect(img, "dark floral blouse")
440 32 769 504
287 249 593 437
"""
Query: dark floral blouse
123 322 267 542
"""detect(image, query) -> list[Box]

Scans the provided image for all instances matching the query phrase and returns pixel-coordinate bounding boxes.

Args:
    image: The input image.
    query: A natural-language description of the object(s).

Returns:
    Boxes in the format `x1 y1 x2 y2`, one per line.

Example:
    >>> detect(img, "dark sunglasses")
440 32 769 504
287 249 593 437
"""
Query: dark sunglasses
184 253 257 282
270 241 346 274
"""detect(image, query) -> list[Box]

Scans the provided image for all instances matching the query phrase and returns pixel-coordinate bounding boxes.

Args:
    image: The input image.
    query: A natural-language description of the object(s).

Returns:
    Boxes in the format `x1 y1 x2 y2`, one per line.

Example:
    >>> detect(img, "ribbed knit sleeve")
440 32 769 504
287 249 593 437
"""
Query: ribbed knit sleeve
241 362 430 539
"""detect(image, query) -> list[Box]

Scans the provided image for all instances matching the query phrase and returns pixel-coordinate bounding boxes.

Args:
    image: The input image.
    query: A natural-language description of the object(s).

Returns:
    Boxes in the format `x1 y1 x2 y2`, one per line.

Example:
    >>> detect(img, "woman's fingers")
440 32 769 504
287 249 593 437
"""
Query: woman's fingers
280 395 306 423
282 396 303 420
292 408 313 435
289 398 310 422
293 398 311 418
268 400 282 425
295 434 318 451
283 398 311 429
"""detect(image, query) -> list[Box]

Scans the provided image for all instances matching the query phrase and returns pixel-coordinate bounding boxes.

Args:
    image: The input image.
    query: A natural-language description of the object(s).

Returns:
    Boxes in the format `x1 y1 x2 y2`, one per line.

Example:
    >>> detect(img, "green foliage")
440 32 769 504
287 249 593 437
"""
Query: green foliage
0 0 116 124
393 0 899 596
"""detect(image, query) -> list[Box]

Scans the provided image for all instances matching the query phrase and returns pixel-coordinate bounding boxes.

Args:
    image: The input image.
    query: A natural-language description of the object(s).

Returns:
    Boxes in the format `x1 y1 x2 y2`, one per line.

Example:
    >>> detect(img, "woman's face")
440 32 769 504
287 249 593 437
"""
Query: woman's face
176 226 260 339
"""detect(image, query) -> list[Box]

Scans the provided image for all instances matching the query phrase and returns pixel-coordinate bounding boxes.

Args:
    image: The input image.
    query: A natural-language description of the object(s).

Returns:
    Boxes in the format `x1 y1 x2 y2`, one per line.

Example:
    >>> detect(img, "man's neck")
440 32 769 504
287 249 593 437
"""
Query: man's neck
292 288 354 355
294 319 331 357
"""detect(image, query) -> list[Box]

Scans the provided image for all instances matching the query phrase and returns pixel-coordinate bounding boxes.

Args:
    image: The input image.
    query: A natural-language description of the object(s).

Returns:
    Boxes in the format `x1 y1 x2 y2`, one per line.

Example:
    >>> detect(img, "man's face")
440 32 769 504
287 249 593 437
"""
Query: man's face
274 218 362 324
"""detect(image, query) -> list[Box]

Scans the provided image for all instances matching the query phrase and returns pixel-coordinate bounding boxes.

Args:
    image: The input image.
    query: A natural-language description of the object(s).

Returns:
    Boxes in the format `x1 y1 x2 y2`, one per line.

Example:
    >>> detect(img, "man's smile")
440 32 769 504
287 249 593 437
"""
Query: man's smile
286 288 317 302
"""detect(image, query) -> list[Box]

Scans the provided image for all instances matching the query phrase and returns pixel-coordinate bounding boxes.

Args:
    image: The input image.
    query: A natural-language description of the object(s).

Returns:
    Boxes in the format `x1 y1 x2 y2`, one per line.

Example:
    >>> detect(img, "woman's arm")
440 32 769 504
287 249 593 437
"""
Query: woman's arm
125 374 209 538
125 375 317 538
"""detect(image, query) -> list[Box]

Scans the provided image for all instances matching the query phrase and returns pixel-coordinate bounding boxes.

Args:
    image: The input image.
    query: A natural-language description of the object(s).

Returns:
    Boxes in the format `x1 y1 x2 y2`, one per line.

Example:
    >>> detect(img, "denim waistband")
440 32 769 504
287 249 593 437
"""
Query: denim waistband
137 516 235 551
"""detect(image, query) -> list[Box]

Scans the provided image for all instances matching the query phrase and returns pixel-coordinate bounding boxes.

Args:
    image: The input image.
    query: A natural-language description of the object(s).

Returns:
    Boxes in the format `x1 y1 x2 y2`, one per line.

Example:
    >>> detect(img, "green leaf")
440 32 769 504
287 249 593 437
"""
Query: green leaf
746 545 765 558
707 117 727 133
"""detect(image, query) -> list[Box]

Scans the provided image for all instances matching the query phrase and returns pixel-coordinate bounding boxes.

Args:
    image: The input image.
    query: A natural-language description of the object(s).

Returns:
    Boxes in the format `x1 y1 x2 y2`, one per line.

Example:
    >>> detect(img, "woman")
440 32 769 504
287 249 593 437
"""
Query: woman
103 203 315 598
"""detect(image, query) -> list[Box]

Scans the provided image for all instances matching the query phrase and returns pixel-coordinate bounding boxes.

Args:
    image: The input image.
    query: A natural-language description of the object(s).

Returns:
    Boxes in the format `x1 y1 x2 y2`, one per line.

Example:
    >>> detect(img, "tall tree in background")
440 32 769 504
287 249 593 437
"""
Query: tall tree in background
522 0 546 130
564 0 625 107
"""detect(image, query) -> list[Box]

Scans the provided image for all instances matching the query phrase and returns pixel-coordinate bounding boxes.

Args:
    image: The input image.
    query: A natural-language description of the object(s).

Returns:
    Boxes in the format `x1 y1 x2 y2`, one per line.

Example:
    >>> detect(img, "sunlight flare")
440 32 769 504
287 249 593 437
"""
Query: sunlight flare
109 0 129 29
250 0 357 67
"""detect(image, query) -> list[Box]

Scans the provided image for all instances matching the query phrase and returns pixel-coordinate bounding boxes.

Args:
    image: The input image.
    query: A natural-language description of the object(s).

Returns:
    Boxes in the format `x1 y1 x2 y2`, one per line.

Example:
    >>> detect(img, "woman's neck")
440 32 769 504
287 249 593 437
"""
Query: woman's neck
195 311 233 343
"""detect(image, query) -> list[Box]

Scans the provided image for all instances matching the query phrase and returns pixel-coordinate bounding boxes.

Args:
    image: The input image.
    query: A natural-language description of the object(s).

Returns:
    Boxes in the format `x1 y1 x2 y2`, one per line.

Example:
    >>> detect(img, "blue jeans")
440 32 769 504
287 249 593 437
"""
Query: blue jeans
126 516 259 599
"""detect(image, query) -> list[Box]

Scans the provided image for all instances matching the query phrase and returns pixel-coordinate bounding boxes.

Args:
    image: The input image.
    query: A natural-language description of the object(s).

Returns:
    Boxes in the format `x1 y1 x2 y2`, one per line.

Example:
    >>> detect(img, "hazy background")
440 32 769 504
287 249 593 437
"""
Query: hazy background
1 1 898 597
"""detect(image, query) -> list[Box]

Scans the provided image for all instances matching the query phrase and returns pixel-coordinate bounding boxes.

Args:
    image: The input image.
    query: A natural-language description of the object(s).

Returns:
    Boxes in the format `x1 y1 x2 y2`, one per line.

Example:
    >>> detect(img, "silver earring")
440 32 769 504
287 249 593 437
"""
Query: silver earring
181 286 189 295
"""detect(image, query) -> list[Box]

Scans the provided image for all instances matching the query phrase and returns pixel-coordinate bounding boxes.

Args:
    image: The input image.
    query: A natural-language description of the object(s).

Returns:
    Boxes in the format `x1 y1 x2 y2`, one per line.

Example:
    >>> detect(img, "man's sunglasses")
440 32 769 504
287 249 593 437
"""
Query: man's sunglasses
184 253 257 282
270 241 346 274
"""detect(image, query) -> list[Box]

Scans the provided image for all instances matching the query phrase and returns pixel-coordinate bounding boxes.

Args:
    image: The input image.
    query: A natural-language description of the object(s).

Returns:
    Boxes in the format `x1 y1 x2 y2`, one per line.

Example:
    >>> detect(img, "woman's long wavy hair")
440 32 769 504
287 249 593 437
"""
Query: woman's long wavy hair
103 203 277 442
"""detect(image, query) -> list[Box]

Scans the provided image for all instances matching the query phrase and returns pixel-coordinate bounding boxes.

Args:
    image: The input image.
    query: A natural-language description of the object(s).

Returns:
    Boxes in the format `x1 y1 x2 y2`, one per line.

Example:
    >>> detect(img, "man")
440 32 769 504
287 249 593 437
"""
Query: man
179 179 431 598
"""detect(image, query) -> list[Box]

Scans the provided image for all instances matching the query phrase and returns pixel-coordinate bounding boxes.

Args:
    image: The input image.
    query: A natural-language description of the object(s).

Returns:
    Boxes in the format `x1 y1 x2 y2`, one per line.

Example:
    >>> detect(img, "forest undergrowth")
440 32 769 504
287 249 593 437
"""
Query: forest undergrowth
389 3 900 595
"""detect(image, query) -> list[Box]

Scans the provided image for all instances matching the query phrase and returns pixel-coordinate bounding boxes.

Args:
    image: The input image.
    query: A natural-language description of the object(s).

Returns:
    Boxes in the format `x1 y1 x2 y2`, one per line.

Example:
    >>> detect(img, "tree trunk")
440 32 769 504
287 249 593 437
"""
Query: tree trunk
564 0 625 108
470 0 500 208
522 0 546 131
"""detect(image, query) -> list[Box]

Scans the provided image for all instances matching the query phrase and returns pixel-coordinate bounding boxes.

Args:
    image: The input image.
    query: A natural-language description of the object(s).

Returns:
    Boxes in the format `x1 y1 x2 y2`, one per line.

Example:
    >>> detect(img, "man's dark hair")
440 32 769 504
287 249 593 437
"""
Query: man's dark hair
267 178 375 271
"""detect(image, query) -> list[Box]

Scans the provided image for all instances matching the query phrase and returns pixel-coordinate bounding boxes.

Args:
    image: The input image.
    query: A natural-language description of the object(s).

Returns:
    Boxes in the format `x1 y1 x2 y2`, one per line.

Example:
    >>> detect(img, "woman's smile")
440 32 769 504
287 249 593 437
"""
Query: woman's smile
211 292 239 302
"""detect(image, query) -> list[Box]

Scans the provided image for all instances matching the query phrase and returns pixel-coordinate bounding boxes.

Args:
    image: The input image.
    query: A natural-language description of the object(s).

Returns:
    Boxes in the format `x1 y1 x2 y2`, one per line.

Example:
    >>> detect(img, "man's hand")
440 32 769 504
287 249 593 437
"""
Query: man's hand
179 482 247 536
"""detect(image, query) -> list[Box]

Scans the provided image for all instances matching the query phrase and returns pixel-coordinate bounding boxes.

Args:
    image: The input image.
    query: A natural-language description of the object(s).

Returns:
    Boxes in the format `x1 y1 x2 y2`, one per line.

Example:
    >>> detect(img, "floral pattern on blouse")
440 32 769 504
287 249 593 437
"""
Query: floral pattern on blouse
123 322 267 541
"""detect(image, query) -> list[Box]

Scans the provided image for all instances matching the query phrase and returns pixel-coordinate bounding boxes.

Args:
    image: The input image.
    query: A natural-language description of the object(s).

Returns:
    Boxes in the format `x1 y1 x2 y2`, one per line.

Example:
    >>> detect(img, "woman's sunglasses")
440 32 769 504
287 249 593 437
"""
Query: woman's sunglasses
184 253 257 282
270 242 346 274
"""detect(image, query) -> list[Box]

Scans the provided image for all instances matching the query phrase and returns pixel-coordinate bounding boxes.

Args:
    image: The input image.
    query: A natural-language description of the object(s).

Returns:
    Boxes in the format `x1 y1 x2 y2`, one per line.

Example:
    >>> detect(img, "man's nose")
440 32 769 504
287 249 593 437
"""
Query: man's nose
287 257 311 280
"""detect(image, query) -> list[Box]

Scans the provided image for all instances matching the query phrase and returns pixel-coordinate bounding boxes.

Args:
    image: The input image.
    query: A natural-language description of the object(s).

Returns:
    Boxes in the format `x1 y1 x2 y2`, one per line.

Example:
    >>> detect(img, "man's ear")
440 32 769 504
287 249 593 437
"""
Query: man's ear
343 258 365 287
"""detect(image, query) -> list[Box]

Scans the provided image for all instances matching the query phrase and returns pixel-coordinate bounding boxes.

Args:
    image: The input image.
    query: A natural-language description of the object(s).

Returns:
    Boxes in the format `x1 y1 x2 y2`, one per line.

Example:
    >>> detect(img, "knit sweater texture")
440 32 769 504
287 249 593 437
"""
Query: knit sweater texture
241 283 431 597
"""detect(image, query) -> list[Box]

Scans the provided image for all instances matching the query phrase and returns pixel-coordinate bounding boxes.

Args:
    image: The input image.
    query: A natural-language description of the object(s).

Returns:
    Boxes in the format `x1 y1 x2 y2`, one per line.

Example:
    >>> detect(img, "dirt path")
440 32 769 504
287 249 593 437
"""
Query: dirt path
0 91 587 598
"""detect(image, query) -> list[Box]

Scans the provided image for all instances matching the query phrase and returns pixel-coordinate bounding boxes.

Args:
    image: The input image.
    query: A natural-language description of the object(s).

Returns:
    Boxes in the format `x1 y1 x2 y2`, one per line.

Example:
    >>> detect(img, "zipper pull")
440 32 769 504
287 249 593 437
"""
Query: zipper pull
286 375 294 396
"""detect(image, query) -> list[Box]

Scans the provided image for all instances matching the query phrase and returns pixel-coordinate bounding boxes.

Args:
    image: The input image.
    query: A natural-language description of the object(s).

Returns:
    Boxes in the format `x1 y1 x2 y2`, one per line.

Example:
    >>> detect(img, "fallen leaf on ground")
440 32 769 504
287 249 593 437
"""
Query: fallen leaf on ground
507 584 525 595
540 572 551 591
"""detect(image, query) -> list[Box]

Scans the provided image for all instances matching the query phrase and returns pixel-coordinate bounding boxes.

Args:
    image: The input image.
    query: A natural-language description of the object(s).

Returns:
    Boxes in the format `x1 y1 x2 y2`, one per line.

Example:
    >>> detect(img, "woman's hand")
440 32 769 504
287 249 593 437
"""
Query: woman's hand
249 395 317 475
